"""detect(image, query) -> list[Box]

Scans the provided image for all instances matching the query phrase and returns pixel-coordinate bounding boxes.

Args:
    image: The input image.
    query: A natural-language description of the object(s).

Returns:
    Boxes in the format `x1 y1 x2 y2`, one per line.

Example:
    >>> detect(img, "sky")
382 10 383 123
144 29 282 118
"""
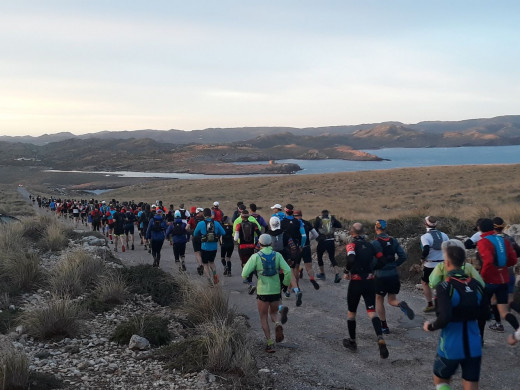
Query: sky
1 1 519 136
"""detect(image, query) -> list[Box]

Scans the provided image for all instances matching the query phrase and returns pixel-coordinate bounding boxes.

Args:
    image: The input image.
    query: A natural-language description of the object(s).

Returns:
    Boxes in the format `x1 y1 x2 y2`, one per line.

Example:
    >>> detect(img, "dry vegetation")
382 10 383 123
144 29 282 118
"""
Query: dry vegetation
106 164 520 225
0 184 35 218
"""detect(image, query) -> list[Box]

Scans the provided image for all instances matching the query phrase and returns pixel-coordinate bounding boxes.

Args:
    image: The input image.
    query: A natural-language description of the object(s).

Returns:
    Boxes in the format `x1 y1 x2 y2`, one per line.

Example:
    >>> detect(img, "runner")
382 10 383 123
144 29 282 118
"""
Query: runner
420 216 449 313
234 210 261 294
123 207 137 250
231 201 244 222
423 244 486 390
139 204 152 251
112 206 125 252
220 216 235 276
146 209 167 267
476 218 520 345
90 206 102 232
250 203 268 233
270 204 285 221
314 209 343 282
193 208 226 286
372 220 414 334
72 202 80 227
211 201 224 222
242 234 292 353
342 223 389 359
293 209 320 290
188 207 205 275
165 211 189 271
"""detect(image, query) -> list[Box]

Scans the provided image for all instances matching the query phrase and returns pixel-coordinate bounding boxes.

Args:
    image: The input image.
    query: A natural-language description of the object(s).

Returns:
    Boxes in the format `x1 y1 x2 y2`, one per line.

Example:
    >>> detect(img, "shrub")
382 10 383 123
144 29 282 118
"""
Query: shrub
0 250 41 294
156 337 208 372
39 222 69 252
48 250 105 297
0 336 29 390
121 265 180 306
111 315 171 347
0 308 21 335
0 223 24 254
93 272 128 305
18 296 83 340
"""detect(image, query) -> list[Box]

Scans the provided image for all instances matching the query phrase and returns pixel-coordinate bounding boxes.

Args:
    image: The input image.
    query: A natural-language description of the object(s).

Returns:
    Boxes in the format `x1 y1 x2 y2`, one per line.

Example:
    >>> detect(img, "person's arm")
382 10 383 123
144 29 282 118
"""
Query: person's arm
241 254 257 279
428 263 445 289
477 239 494 268
427 284 452 331
165 225 172 239
464 239 476 249
146 220 152 240
465 263 485 287
394 241 407 267
420 235 430 260
505 241 518 267
279 255 292 287
193 222 202 238
309 228 319 241
333 217 342 229
313 217 321 230
345 243 356 272
299 221 307 248
216 222 226 237
234 223 240 242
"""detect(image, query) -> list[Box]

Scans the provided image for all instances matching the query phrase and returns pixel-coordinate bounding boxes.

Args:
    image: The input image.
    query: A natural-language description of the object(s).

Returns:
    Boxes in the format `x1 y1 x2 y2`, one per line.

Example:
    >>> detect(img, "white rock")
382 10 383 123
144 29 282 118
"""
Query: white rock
128 335 150 351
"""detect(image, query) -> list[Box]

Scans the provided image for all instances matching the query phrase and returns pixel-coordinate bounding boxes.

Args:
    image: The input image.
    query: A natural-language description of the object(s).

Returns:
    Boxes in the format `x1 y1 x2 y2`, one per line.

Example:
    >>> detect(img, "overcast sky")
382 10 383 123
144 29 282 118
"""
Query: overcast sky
1 1 519 136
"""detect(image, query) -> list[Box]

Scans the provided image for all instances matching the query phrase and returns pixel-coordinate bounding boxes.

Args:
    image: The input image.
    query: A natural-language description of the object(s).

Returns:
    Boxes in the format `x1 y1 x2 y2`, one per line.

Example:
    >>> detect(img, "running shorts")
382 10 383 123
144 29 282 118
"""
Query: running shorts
124 224 135 235
422 266 435 283
484 283 509 305
201 250 217 264
114 227 124 236
192 237 202 252
433 355 481 382
347 279 376 313
221 245 234 258
508 268 516 294
257 294 282 303
301 246 312 264
375 276 401 296
239 248 255 266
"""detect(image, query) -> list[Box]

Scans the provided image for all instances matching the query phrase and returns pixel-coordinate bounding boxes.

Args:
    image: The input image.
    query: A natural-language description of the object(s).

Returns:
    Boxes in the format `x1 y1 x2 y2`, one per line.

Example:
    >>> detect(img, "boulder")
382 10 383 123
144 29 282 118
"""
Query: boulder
128 335 150 351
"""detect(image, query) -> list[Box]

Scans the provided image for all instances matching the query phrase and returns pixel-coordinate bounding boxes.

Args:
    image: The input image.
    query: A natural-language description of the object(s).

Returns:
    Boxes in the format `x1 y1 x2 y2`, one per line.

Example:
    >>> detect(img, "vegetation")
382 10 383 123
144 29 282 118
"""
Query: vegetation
111 315 171 347
0 308 21 335
0 184 34 218
0 250 41 295
18 296 83 340
121 265 180 306
0 345 29 390
86 272 129 313
38 221 69 252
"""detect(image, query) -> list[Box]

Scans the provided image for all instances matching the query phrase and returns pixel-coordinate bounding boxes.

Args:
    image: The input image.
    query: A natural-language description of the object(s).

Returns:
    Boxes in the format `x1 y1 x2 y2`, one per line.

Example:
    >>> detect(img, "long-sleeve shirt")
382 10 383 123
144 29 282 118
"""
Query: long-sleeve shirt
429 262 484 289
241 247 291 295
478 231 517 284
372 234 407 279
146 216 168 241
165 218 189 244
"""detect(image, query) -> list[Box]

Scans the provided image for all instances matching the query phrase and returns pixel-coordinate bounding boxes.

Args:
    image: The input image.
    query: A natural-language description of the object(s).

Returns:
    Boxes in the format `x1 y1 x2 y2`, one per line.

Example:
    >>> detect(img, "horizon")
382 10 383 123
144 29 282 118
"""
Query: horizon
1 1 520 136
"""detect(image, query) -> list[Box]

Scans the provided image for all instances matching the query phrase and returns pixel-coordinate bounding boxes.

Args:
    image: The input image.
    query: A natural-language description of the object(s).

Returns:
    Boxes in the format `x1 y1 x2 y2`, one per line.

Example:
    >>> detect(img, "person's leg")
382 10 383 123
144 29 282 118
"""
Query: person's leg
326 240 341 280
344 281 361 350
422 267 434 311
173 243 180 261
156 240 164 265
376 294 387 324
257 299 271 340
114 235 119 251
316 241 326 277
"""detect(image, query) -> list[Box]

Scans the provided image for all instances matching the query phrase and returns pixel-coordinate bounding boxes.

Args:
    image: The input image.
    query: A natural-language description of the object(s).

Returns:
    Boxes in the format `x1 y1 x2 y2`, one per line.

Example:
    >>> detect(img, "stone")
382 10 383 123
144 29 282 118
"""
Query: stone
128 335 150 351
65 345 80 354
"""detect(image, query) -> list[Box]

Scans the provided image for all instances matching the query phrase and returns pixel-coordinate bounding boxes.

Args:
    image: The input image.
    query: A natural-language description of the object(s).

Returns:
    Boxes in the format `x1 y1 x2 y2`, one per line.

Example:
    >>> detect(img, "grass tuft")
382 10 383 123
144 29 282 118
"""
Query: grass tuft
121 265 180 306
0 340 29 390
111 315 171 347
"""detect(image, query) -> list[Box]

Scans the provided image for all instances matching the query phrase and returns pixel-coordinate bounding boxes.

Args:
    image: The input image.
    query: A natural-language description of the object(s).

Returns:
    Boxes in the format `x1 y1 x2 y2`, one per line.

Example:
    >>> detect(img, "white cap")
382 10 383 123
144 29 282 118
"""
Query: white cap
213 201 219 207
259 234 272 246
151 204 157 208
270 204 282 210
196 207 204 213
270 216 281 231
102 200 106 204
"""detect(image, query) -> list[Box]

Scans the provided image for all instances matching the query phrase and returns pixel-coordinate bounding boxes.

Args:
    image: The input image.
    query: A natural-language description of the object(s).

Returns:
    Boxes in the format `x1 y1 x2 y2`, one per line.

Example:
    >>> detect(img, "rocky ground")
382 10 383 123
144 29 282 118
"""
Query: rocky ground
7 192 520 390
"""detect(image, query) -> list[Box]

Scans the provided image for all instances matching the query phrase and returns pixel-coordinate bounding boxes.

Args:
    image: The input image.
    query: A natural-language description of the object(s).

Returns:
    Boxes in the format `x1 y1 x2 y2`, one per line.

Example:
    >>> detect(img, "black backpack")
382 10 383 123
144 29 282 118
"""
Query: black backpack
281 218 301 244
352 240 376 275
171 222 185 236
444 277 483 322
377 237 397 266
240 221 255 244
152 218 164 232
202 221 218 243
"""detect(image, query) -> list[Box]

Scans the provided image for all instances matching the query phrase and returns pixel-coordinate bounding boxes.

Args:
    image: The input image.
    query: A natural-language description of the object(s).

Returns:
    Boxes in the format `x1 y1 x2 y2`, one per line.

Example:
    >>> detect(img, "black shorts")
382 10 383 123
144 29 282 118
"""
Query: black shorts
201 250 217 264
114 227 124 236
221 245 234 258
124 224 134 235
192 237 202 252
291 246 311 268
257 294 282 303
433 355 481 382
375 276 401 296
347 279 376 313
239 248 255 265
485 283 509 305
422 266 435 283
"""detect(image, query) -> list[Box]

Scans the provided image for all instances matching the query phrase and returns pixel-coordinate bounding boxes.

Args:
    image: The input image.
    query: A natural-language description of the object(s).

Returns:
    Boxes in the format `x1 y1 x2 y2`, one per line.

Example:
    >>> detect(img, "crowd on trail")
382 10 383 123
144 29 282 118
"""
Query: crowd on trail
31 194 520 390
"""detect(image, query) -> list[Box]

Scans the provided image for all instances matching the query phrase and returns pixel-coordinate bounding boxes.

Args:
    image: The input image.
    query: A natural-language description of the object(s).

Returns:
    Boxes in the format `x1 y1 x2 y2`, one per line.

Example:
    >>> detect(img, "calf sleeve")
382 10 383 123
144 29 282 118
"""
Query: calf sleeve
491 305 501 323
372 316 383 337
347 319 356 340
504 313 520 331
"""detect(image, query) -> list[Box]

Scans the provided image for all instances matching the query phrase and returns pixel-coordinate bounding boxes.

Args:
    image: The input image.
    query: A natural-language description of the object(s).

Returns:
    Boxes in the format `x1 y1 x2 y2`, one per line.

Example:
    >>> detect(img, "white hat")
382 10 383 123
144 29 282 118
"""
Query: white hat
258 234 272 246
102 200 106 204
196 207 204 213
270 216 281 230
270 204 282 210
213 201 219 207
151 204 157 208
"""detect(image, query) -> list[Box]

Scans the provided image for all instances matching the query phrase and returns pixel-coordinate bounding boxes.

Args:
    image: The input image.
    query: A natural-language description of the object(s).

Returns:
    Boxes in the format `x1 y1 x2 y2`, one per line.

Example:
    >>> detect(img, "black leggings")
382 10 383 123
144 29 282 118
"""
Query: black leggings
221 245 234 259
347 279 376 313
92 221 101 231
173 242 186 261
317 239 337 267
151 240 164 262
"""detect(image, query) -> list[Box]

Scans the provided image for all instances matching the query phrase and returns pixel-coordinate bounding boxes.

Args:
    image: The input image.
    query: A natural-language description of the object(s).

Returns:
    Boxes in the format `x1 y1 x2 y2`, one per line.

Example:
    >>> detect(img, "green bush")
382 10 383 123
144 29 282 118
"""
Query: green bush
156 337 207 372
111 315 171 347
18 296 83 340
85 272 129 314
48 250 105 297
121 265 180 306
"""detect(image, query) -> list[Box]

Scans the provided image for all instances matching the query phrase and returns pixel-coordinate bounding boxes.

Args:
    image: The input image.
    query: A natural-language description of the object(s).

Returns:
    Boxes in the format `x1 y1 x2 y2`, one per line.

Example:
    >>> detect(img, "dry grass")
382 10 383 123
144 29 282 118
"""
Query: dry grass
48 250 105 297
0 250 41 294
18 296 83 340
0 184 35 218
106 164 520 225
93 272 129 305
39 221 69 252
111 315 171 347
0 343 29 390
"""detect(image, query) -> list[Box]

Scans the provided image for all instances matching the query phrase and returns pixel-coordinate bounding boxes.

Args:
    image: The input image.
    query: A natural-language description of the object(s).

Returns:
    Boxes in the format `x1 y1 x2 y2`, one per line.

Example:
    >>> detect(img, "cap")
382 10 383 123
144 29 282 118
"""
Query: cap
213 201 219 207
156 209 163 214
151 204 157 208
196 207 204 213
190 206 197 213
271 204 282 210
269 216 281 230
293 209 302 217
102 200 106 204
425 216 437 228
174 211 181 218
375 219 387 230
258 234 272 246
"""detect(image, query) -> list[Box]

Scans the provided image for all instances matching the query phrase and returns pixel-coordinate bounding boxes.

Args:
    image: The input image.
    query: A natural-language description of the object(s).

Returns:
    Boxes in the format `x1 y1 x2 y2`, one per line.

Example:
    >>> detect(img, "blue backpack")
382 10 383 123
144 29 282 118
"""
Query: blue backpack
259 252 277 277
484 235 507 267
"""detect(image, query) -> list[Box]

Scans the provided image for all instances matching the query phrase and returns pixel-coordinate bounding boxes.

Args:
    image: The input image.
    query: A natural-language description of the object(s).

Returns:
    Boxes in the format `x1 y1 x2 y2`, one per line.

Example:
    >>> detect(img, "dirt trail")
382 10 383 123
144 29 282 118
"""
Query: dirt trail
20 189 520 390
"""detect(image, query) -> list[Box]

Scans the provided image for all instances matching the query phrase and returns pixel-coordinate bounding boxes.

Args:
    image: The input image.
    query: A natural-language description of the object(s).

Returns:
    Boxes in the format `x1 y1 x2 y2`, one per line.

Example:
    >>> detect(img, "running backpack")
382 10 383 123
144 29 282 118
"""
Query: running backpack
271 232 285 252
240 221 255 244
171 222 185 236
484 235 507 267
377 237 397 265
429 230 444 250
319 217 333 236
152 219 164 232
444 277 483 322
259 252 277 276
351 240 376 274
286 238 301 261
202 221 218 243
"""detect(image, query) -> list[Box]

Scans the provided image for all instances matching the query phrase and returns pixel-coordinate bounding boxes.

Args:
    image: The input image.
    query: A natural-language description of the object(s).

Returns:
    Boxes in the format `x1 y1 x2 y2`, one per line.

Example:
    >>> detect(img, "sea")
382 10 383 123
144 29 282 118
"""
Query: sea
46 145 520 179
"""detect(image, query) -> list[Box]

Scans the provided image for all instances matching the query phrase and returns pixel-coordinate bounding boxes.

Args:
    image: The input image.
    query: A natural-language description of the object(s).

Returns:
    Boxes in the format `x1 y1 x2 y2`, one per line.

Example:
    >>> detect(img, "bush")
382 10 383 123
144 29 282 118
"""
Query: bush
93 272 128 305
122 265 180 306
0 308 21 335
156 337 208 372
0 223 24 254
39 222 69 252
0 336 29 390
18 296 83 340
0 250 41 294
48 250 105 297
111 315 171 347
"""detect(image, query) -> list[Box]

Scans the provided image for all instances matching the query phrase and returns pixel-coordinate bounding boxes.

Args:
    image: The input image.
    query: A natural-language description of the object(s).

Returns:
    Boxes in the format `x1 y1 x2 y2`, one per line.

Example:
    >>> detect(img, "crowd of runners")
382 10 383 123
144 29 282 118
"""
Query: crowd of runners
33 195 520 390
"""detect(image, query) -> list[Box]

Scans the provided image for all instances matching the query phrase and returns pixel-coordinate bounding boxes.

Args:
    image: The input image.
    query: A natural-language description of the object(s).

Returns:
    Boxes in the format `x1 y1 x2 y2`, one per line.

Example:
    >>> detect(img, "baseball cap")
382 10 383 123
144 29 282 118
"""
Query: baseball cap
271 204 282 210
258 234 272 246
156 209 163 214
269 216 280 230
293 209 302 217
151 204 157 208
375 219 387 230
196 207 204 213
213 201 219 207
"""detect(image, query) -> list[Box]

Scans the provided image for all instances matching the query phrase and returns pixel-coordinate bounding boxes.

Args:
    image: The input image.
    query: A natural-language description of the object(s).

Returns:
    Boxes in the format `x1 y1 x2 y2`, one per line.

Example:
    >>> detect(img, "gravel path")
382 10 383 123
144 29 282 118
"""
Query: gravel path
20 189 520 390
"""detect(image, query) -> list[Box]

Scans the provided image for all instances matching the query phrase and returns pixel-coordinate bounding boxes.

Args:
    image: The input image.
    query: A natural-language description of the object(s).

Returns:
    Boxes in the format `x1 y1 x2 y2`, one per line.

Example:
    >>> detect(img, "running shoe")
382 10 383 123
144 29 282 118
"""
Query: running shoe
489 322 504 333
197 265 204 276
275 325 284 343
131 244 134 250
342 338 357 352
423 305 435 313
316 273 326 281
175 258 180 263
296 291 303 307
223 269 228 276
310 279 320 290
284 291 291 298
378 337 389 359
226 271 232 277
265 340 275 353
399 301 415 320
242 279 250 284
280 306 289 324
144 244 147 250
181 262 186 272
148 249 151 254
382 327 390 335
213 274 219 285
248 285 256 295
334 274 342 283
